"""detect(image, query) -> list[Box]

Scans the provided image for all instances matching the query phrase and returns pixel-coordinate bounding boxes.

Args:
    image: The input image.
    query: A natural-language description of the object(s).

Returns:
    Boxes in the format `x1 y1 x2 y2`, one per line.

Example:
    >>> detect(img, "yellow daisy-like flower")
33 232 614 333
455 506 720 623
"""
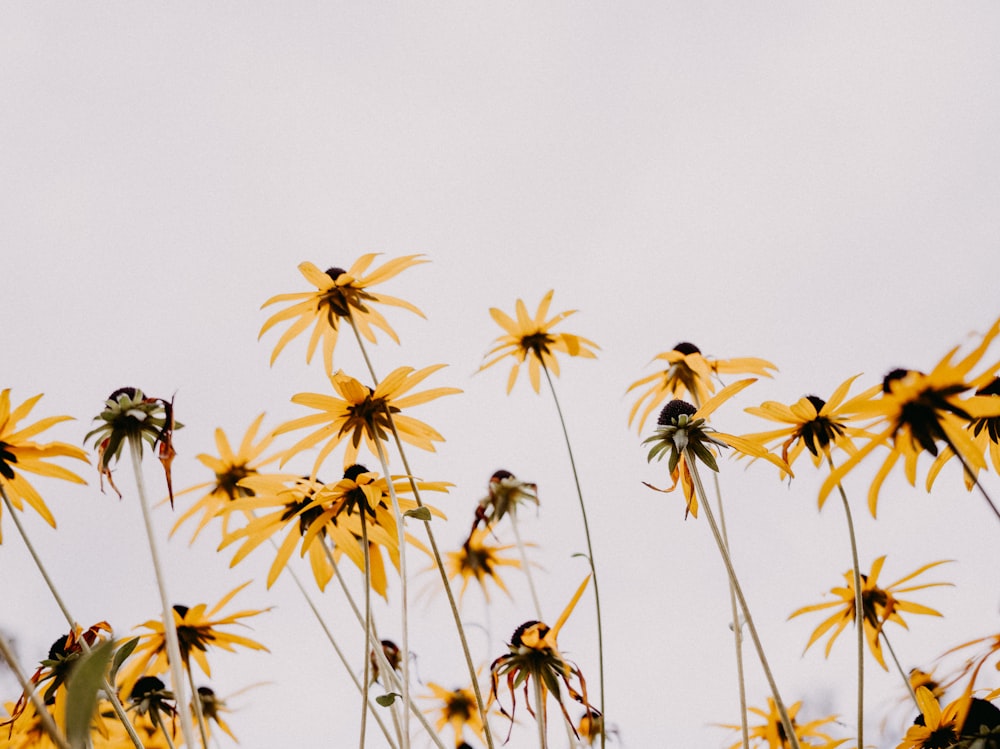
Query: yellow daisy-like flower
259 255 426 375
896 687 968 749
120 582 269 688
0 389 88 540
927 376 1000 493
489 576 596 741
722 698 846 749
627 341 777 432
444 527 521 603
426 681 487 747
171 413 280 543
742 374 880 485
819 318 1000 517
276 365 461 474
643 379 789 518
480 290 599 394
790 556 951 670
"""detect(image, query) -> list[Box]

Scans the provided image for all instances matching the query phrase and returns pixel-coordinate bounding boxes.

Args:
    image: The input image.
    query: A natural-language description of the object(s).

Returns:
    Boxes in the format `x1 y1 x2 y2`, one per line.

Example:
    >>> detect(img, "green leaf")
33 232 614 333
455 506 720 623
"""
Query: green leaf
403 507 432 521
110 637 139 681
376 692 400 707
66 639 115 749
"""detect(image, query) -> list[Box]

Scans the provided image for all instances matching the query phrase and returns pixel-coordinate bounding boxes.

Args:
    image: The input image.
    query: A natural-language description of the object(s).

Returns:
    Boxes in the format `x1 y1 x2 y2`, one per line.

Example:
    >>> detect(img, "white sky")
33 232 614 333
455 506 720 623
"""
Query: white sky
3 4 1000 748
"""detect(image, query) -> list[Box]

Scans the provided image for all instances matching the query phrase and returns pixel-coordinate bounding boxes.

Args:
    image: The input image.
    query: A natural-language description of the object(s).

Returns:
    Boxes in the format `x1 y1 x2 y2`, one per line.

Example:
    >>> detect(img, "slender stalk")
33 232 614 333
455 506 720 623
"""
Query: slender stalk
940 434 1000 522
186 665 210 749
540 365 605 748
882 631 919 708
686 452 801 749
509 513 543 620
709 471 749 749
271 535 398 749
826 455 865 749
346 316 497 749
359 509 372 749
150 709 177 749
532 676 548 749
0 629 72 749
372 439 411 749
128 437 198 749
0 486 145 749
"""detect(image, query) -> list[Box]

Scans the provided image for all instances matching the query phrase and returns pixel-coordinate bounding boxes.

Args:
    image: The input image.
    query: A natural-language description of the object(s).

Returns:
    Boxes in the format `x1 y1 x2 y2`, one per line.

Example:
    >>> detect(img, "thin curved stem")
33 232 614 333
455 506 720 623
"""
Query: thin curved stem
359 508 372 749
0 629 71 749
0 486 145 749
540 365 605 749
826 454 864 749
509 513 544 620
150 709 177 749
533 677 548 749
186 663 210 749
128 437 197 749
882 630 919 708
940 433 1000 522
686 453 801 749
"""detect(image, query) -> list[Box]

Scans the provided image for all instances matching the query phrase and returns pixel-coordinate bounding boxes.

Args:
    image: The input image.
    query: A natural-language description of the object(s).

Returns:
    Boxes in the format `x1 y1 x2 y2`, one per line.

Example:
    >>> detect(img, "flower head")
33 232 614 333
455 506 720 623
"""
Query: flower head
480 290 599 394
643 380 788 518
627 341 777 432
477 469 539 527
426 682 487 747
120 582 269 688
897 687 969 749
820 318 1000 516
927 376 1000 492
0 389 88 540
276 365 461 474
722 698 846 749
84 387 180 503
489 576 595 741
196 687 237 742
259 255 427 375
790 556 951 670
444 527 521 603
171 413 279 543
742 374 880 484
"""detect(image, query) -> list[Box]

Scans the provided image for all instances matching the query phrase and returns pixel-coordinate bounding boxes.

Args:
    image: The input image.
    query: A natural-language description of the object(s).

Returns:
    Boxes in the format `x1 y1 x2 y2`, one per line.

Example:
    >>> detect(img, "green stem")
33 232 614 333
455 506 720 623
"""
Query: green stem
533 676 548 749
0 486 145 749
346 315 497 749
826 455 864 749
150 708 177 749
686 452 801 749
128 436 198 749
540 364 605 749
882 630 919 708
0 629 71 749
940 433 1000 523
509 512 543 619
359 508 372 749
186 663 210 749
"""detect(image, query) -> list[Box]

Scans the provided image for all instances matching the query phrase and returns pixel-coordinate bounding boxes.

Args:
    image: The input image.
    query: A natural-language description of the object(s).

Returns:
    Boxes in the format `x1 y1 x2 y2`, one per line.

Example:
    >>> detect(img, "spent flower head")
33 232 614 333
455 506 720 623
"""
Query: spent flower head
0 388 88 540
477 469 539 527
627 341 777 432
259 255 427 375
480 290 599 394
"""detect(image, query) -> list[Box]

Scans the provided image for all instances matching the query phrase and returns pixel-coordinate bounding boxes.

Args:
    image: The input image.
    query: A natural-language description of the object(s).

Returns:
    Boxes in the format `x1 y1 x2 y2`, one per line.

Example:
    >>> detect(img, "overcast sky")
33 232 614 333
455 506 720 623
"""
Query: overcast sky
3 4 1000 748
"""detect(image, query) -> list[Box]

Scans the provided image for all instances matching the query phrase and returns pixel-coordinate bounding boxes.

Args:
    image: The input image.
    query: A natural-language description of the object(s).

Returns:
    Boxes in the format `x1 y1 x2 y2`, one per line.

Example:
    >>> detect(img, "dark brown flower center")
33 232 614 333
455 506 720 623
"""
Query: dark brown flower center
108 387 139 401
673 342 701 355
657 399 697 425
491 469 514 481
0 441 17 481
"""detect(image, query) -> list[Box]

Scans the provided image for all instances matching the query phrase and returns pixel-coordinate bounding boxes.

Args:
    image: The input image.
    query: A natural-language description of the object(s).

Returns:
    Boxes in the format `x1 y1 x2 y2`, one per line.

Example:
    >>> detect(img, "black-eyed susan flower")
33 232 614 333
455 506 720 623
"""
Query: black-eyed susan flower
259 255 426 375
0 389 88 540
426 681 486 747
444 527 521 603
171 413 280 543
127 676 178 744
820 319 1000 517
927 376 1000 493
476 469 539 528
84 387 179 503
120 582 269 687
790 556 951 670
276 365 461 474
627 342 777 432
896 686 968 749
480 290 599 394
643 380 788 518
742 374 880 482
489 576 595 740
195 687 237 742
722 698 846 749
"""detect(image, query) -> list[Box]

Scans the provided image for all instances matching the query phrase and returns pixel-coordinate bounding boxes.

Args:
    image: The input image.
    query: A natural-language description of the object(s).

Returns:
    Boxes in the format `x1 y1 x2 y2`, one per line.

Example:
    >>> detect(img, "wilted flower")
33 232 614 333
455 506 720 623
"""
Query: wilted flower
477 469 539 527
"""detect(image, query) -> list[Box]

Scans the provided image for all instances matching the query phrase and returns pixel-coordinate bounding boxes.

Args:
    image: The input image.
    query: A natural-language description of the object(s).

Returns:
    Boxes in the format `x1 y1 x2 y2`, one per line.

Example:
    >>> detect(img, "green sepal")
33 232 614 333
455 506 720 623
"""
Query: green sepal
66 639 115 749
376 692 400 707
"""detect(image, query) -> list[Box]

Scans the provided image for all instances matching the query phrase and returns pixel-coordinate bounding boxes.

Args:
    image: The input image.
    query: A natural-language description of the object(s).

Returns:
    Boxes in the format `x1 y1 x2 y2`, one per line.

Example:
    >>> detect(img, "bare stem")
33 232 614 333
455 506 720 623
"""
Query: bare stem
509 513 543 620
0 629 71 749
533 677 548 749
940 433 1000 523
882 630 919 708
186 663 210 749
128 436 198 749
359 509 372 749
686 453 801 749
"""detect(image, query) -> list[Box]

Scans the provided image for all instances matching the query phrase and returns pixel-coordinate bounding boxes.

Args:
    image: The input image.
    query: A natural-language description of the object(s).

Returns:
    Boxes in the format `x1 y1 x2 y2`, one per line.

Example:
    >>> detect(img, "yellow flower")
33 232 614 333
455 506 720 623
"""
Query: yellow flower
927 376 1000 492
480 290 599 394
742 374 880 484
171 413 280 543
276 365 461 474
0 389 87 539
820 318 1000 516
120 582 269 688
489 576 596 741
444 527 521 603
896 687 967 749
627 341 776 432
426 681 487 747
790 556 951 670
939 629 1000 694
259 255 426 375
643 379 788 518
722 698 846 749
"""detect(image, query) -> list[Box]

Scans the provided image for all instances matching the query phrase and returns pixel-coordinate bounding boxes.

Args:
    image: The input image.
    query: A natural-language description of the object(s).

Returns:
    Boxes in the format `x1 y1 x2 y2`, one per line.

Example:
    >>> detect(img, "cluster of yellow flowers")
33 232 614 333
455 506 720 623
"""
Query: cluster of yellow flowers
2 255 999 749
